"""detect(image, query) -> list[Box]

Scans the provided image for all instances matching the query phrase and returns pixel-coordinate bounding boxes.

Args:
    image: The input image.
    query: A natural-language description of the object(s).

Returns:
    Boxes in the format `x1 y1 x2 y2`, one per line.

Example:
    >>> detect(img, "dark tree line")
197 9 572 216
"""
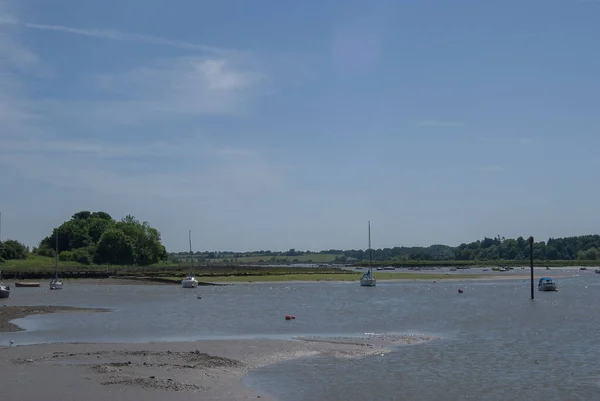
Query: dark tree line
1 211 167 265
168 234 600 262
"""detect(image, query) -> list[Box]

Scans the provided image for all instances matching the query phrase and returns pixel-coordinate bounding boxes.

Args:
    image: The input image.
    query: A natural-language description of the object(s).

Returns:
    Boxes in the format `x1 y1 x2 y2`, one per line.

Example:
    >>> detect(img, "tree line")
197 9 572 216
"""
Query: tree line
168 234 600 262
4 220 600 265
0 211 167 265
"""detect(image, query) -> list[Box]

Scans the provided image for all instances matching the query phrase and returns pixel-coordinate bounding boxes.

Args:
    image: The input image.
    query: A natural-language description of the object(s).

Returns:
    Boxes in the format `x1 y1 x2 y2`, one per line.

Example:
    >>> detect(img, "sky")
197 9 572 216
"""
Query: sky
1 0 599 252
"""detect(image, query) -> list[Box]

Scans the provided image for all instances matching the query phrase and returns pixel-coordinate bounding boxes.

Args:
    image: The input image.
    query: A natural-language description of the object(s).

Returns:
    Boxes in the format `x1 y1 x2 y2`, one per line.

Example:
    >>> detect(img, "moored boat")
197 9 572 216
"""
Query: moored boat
181 230 199 288
15 281 40 288
0 271 9 299
538 277 557 292
360 221 376 287
49 234 63 290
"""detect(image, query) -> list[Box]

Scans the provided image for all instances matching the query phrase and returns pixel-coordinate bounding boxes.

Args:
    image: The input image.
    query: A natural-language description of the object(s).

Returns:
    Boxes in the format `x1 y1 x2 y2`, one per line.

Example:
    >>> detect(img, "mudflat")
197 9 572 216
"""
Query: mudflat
0 334 437 400
0 305 109 332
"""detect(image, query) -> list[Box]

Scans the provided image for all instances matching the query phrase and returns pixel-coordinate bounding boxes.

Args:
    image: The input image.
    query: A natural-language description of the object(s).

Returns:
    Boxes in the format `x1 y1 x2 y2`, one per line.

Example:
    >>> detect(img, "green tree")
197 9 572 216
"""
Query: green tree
94 228 135 265
0 239 29 260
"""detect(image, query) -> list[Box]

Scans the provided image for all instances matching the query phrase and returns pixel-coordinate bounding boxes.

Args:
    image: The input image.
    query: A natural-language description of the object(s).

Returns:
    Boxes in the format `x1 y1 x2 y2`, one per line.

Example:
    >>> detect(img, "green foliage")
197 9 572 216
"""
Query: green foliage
37 211 167 266
169 234 600 264
0 239 29 261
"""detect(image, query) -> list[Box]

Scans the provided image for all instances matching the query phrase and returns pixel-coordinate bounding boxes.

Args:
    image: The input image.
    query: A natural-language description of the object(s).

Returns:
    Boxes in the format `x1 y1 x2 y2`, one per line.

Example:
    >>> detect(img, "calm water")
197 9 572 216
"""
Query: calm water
2 271 599 400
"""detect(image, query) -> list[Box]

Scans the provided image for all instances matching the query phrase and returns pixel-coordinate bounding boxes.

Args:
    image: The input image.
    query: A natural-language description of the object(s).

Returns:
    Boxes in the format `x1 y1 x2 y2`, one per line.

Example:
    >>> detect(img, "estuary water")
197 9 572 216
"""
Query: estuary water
1 270 599 400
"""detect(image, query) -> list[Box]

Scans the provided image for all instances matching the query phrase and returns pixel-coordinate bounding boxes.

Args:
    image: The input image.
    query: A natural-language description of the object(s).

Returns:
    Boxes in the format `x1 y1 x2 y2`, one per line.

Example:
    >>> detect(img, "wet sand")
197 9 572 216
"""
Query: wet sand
0 305 109 332
0 334 438 400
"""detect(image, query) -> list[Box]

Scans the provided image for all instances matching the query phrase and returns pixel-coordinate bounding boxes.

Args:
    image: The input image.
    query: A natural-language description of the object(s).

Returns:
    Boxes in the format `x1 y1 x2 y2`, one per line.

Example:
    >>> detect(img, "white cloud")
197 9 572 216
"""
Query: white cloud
0 1 294 250
62 56 267 122
0 1 283 210
418 120 465 127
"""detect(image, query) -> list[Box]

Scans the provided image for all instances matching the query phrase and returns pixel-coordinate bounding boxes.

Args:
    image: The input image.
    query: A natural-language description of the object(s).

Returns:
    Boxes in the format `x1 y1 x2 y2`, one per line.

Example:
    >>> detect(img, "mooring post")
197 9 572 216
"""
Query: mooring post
529 236 534 300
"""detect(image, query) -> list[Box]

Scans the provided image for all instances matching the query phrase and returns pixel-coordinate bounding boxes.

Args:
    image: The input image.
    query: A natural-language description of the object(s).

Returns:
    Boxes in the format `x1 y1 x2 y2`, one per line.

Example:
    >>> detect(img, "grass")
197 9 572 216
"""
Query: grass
205 253 338 264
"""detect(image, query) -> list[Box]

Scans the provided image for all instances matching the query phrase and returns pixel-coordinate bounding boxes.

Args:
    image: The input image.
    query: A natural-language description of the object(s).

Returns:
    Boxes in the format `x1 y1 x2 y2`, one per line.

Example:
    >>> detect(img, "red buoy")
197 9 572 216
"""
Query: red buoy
291 315 296 319
285 315 291 320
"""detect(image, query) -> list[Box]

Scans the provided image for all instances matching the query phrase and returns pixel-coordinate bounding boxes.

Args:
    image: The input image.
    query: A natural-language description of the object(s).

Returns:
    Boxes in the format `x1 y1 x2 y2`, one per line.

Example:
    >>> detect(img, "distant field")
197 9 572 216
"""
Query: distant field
204 253 338 264
2 254 599 275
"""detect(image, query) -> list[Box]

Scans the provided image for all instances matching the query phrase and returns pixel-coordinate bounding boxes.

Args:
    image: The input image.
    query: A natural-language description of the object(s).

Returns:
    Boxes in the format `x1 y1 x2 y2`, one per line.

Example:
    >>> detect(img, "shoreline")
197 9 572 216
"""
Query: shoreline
0 305 109 333
10 267 585 287
0 334 437 400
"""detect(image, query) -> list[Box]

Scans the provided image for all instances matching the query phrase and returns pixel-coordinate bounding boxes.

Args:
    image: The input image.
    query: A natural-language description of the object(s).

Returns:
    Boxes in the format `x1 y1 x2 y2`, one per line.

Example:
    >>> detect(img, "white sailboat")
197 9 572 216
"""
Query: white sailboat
49 233 63 290
181 230 198 288
360 221 376 287
0 271 10 299
0 214 10 298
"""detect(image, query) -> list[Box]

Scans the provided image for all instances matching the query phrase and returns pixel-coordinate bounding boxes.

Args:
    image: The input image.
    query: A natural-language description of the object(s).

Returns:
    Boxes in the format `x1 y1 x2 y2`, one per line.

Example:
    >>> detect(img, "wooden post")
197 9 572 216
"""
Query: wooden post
529 236 534 300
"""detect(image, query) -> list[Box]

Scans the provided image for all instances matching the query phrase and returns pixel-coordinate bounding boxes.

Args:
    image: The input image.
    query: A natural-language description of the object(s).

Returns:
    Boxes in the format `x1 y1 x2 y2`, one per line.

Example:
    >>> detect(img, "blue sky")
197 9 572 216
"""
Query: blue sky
1 0 599 252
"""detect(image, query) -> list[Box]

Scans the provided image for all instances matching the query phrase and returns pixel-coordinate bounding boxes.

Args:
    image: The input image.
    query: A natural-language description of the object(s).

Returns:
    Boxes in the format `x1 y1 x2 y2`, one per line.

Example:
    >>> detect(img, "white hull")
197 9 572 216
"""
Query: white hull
0 286 9 299
181 278 198 288
49 280 63 290
360 277 376 287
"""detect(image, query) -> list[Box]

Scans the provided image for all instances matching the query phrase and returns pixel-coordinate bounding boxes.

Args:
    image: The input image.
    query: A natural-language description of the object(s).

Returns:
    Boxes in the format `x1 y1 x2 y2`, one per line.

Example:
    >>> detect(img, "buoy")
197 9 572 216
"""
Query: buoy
291 315 296 319
285 315 291 320
458 289 463 294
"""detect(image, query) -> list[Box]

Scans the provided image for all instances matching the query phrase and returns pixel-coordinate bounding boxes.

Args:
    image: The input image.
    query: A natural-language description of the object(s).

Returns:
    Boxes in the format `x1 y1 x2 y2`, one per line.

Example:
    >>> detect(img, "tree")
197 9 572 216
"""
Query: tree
37 210 167 266
94 228 135 265
0 239 29 260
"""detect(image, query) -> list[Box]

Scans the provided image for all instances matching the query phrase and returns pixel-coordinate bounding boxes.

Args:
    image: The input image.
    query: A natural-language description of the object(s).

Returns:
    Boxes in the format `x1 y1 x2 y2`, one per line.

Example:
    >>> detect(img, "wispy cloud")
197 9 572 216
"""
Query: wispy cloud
0 0 283 205
21 22 234 55
418 120 465 128
85 56 266 120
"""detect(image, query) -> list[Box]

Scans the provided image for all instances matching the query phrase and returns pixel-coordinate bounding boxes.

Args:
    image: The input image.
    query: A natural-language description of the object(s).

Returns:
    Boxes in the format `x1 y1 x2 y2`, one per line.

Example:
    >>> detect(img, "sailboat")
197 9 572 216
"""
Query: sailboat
49 233 63 290
0 271 10 299
360 221 376 287
181 230 198 288
0 214 7 298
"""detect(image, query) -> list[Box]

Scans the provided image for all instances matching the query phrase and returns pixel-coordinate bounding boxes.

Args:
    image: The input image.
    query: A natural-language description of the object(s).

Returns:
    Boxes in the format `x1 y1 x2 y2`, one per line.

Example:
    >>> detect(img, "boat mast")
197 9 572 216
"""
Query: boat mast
368 220 372 272
189 230 193 272
55 231 58 275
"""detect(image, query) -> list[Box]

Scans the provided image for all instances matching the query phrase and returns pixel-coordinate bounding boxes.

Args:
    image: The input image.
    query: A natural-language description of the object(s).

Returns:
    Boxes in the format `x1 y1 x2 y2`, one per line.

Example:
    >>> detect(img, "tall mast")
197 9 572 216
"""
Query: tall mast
368 220 372 270
55 230 58 274
189 230 193 271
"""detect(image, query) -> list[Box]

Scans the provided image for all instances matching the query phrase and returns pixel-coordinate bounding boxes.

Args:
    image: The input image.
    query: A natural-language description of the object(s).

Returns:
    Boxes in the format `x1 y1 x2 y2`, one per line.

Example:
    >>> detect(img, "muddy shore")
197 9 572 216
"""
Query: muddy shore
0 334 438 400
0 305 109 332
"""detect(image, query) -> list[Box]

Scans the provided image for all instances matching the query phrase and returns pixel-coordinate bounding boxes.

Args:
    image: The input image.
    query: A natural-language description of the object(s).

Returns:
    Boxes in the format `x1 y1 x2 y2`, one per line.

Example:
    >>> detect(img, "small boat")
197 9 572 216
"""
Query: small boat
181 273 198 288
0 271 10 299
594 269 600 274
49 234 63 290
538 277 557 292
15 281 40 288
181 230 199 288
50 274 63 290
360 221 376 287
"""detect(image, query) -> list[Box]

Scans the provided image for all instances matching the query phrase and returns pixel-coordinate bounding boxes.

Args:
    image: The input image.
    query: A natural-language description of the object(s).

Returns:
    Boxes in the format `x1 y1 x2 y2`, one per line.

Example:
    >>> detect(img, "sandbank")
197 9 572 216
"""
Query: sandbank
0 333 438 400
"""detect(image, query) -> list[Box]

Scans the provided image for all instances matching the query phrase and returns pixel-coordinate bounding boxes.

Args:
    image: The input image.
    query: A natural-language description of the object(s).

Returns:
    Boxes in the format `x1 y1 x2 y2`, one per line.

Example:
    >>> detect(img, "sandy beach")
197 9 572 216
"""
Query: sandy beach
0 333 437 400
